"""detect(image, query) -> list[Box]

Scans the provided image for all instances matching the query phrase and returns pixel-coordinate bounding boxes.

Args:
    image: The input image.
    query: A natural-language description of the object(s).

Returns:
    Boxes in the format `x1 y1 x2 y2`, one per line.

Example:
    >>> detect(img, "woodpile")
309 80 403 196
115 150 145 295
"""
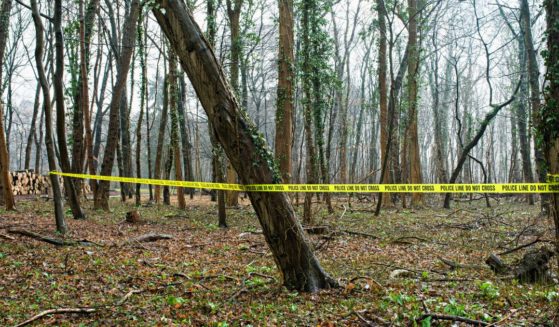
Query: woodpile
7 170 93 196
9 170 50 196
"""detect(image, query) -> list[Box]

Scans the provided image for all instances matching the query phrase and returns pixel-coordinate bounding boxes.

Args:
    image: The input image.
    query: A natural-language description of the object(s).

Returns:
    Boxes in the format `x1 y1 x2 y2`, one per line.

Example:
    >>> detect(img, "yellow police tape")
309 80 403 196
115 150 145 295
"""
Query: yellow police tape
49 171 559 193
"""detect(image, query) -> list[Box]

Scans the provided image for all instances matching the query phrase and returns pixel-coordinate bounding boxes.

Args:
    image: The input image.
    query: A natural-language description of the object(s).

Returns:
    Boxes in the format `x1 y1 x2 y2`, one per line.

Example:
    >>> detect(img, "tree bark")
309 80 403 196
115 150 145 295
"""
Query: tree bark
93 0 140 210
152 0 337 291
275 0 294 183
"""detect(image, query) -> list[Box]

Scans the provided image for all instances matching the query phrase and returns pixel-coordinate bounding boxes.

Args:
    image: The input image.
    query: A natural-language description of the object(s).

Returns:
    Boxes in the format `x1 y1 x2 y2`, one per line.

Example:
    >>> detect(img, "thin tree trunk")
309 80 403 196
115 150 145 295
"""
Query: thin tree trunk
93 0 140 211
135 12 146 206
53 0 85 219
153 71 169 204
152 0 337 291
24 85 41 170
407 0 423 206
30 0 66 233
169 51 186 209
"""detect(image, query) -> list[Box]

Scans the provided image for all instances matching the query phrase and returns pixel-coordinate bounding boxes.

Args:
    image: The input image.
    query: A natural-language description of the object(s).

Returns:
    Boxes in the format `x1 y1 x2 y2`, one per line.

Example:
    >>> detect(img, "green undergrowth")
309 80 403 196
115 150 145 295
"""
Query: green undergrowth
0 195 557 325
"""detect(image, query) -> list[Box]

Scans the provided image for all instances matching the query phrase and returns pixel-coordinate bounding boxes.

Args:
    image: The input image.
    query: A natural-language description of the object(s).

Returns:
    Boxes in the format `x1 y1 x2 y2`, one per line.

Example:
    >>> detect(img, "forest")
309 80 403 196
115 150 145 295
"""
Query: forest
0 0 559 325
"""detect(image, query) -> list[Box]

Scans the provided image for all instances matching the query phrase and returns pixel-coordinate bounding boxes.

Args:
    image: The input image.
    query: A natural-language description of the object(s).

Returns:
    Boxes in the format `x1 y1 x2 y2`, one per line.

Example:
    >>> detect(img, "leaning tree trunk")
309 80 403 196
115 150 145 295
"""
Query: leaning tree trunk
93 0 140 211
151 0 337 291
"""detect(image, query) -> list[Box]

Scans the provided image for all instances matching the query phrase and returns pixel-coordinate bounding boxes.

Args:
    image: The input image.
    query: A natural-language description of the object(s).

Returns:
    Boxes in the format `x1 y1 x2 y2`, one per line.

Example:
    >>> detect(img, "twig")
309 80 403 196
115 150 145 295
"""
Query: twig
0 233 15 240
14 307 96 327
416 313 489 326
116 289 143 306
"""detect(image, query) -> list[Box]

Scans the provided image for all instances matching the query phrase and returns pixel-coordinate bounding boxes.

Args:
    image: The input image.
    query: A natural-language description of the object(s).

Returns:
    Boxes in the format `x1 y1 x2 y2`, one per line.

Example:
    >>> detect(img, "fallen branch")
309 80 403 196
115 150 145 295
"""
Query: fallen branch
498 238 548 256
8 229 76 246
416 313 489 326
15 307 96 327
127 233 173 243
0 233 15 240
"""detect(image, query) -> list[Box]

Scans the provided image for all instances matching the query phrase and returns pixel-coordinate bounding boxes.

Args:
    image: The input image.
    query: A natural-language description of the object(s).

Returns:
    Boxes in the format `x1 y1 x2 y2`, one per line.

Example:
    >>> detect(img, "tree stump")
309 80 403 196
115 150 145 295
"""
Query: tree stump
125 210 142 224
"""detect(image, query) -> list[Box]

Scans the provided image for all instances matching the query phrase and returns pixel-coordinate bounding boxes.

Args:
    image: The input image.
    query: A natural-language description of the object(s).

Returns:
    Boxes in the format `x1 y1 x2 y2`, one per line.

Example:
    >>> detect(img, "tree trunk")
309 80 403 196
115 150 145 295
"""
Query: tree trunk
206 0 226 225
30 0 66 233
275 0 294 183
24 85 41 170
178 76 194 199
135 13 146 206
0 0 15 210
53 0 85 219
153 72 169 204
93 0 140 211
407 0 423 206
169 51 186 209
542 0 559 277
377 0 391 207
521 0 547 211
152 0 337 291
224 0 243 207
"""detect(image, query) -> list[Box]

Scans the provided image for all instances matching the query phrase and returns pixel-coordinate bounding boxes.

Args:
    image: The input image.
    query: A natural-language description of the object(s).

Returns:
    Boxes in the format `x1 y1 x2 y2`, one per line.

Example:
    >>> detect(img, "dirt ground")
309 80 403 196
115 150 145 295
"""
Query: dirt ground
1 193 558 326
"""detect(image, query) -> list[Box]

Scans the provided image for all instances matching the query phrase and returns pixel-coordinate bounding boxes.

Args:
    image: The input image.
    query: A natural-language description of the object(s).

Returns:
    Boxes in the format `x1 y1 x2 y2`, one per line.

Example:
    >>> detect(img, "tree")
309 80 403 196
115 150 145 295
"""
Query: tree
225 0 244 207
0 0 14 210
520 0 547 211
30 0 66 233
169 50 186 209
275 0 294 183
541 0 559 275
207 0 227 227
151 0 337 291
94 0 140 210
53 0 85 219
406 0 423 206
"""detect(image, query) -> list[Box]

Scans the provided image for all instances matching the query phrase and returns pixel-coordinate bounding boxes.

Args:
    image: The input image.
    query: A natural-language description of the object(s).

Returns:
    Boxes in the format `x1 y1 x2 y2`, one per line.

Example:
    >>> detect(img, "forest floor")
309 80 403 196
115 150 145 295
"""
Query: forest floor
0 193 558 326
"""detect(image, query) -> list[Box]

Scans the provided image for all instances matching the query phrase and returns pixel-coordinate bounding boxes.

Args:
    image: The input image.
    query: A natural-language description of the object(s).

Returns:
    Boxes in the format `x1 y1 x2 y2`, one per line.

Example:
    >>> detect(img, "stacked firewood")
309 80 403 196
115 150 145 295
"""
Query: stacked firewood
7 170 93 196
9 170 51 195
